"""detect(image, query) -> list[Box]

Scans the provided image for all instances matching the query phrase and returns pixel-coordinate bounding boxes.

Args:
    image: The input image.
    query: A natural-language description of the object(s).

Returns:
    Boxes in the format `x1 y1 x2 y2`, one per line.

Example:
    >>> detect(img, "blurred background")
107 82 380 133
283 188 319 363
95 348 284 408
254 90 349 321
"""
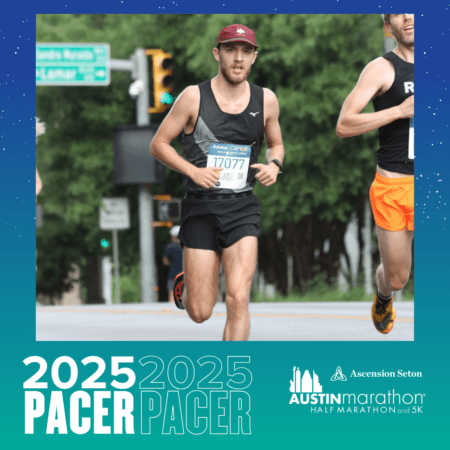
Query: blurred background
35 14 414 306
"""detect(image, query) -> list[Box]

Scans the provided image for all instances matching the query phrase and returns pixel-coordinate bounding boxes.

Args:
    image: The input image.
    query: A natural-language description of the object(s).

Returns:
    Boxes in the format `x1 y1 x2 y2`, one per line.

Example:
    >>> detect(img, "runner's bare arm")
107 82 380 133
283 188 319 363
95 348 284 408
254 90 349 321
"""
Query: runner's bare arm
250 88 284 186
150 86 222 189
36 168 42 196
336 58 414 138
150 86 200 177
263 88 284 164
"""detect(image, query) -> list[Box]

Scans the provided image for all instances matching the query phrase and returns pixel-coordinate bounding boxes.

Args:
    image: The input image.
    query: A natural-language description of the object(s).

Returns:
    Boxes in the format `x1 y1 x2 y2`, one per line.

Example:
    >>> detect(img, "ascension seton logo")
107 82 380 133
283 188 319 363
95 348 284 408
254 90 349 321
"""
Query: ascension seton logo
331 366 347 381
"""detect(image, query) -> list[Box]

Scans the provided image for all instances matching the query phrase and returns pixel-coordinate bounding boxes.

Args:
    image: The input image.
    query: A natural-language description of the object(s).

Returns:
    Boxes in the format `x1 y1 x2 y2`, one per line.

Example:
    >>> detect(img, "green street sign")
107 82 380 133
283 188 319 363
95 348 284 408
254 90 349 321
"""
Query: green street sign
36 43 110 86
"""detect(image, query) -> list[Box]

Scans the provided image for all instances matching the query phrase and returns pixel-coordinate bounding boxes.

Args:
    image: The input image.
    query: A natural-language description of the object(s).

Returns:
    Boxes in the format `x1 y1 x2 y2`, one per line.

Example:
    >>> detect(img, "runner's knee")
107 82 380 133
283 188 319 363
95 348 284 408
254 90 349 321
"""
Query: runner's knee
187 302 214 324
226 291 249 313
389 269 410 291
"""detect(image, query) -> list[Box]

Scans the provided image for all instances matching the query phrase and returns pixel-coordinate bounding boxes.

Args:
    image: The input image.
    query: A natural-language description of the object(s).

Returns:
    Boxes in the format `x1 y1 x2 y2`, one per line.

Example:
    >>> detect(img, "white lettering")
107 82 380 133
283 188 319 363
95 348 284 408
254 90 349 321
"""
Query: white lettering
114 392 135 434
404 82 414 93
94 391 111 434
25 391 45 434
46 391 68 434
70 391 90 434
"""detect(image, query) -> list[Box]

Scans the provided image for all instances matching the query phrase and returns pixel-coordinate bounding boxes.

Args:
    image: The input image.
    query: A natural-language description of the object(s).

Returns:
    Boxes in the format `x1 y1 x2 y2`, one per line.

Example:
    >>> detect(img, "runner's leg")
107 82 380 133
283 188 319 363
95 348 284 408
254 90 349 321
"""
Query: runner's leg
375 225 413 296
183 246 221 323
222 236 257 341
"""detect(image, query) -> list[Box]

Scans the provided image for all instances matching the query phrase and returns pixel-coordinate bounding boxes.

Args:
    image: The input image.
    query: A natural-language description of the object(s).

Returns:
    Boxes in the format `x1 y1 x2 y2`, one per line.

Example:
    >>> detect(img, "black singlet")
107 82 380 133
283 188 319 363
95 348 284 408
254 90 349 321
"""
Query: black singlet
372 52 414 175
181 80 265 195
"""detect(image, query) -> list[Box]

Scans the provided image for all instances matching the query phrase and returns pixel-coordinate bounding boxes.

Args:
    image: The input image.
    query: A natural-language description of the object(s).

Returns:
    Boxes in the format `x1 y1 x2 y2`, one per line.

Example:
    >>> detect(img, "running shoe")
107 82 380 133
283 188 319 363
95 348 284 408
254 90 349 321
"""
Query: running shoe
371 293 396 334
173 272 185 310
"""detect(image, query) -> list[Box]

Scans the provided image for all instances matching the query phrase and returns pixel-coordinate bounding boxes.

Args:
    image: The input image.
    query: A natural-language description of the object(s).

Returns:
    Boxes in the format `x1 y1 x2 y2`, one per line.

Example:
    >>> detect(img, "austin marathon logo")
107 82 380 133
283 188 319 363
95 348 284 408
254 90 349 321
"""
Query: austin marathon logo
288 366 424 414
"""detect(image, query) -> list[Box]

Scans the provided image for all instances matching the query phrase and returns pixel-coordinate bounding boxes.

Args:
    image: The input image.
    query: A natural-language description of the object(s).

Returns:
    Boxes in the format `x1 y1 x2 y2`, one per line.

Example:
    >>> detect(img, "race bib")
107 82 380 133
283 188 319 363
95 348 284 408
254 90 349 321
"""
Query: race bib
207 143 251 189
408 117 414 160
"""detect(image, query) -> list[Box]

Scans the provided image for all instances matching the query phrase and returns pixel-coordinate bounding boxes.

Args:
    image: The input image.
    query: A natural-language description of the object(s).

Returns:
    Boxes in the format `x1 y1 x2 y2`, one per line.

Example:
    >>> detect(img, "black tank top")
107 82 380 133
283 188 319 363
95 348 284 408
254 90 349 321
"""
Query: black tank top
372 52 414 175
181 80 265 194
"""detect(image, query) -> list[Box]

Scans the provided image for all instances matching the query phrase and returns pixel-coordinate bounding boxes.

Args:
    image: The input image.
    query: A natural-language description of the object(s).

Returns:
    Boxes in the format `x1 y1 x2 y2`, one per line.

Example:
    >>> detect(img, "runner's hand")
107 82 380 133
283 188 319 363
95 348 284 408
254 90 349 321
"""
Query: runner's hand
250 163 280 187
398 95 414 119
191 167 223 189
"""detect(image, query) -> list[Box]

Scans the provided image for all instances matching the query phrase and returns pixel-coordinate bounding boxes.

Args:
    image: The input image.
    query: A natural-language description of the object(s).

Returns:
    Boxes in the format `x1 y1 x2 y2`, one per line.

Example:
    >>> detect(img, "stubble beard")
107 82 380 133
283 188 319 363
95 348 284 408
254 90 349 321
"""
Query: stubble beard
220 63 251 86
392 28 414 49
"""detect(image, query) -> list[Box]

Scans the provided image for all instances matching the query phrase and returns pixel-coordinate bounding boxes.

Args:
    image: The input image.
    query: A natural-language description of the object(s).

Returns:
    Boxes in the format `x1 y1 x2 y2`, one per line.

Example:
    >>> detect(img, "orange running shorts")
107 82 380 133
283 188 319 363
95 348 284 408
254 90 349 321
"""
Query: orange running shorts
369 173 414 231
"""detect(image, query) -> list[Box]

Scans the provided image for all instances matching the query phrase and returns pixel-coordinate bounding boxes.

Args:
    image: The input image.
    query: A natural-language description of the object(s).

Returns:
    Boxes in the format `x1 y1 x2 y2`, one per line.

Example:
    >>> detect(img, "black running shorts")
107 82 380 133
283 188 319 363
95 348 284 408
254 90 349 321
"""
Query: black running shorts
179 192 261 253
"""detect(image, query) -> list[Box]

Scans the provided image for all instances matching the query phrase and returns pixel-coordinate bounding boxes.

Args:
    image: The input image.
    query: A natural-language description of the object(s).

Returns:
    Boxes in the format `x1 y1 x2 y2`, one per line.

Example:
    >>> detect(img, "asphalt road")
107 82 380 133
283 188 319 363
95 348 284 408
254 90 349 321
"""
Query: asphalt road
36 301 414 341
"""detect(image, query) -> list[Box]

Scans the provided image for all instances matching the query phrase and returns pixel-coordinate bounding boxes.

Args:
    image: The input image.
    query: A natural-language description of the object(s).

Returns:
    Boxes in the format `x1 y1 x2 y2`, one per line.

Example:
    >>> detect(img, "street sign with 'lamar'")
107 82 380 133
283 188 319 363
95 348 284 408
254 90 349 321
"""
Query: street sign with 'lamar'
36 43 110 85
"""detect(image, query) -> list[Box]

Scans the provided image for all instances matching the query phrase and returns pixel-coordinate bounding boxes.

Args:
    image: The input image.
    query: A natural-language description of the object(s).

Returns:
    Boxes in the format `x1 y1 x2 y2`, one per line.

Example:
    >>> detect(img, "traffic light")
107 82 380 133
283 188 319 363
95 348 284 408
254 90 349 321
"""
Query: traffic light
158 199 181 222
100 238 110 249
150 50 174 113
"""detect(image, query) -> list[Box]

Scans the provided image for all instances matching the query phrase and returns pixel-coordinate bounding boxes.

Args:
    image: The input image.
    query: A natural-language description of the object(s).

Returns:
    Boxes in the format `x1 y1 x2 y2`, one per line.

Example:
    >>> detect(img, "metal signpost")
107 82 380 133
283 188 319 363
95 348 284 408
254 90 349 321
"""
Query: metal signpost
36 43 110 86
99 198 131 304
136 49 158 304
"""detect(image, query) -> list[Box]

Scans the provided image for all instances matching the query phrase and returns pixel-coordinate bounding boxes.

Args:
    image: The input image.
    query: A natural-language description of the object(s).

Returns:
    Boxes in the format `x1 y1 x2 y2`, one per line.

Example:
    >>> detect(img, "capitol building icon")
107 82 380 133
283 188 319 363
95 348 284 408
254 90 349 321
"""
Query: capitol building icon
289 367 323 393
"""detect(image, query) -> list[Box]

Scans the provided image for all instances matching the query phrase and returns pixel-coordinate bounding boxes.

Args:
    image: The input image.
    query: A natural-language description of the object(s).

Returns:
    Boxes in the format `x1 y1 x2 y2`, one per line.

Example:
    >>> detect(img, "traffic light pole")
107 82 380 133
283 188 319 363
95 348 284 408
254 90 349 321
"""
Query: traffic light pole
134 49 157 304
111 49 157 303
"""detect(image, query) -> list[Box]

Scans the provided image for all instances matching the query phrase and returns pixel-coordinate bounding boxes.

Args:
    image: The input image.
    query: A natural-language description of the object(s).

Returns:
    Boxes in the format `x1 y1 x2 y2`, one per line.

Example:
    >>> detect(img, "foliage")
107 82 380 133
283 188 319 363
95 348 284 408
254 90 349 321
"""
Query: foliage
252 280 414 303
117 262 141 304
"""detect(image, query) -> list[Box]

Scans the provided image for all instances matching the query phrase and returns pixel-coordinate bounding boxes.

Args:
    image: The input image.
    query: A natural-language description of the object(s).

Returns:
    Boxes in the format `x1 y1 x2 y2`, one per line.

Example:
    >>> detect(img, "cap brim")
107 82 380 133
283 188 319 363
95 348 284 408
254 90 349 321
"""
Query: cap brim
218 38 259 48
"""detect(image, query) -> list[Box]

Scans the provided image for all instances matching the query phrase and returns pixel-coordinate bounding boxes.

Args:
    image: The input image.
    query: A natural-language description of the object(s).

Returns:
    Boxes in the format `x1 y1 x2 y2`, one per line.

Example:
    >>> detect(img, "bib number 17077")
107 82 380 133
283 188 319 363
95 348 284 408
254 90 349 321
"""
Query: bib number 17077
211 157 246 170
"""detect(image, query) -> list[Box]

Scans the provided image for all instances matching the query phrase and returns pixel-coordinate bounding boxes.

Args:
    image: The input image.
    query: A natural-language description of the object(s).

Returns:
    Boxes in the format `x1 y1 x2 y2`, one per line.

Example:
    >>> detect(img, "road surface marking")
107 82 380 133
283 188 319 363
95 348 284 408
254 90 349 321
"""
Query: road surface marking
37 308 413 322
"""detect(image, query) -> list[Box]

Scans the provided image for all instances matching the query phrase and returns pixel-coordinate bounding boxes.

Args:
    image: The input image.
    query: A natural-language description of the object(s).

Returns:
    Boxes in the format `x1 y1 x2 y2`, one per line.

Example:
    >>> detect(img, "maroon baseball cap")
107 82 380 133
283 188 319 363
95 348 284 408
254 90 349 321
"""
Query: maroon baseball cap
217 24 259 48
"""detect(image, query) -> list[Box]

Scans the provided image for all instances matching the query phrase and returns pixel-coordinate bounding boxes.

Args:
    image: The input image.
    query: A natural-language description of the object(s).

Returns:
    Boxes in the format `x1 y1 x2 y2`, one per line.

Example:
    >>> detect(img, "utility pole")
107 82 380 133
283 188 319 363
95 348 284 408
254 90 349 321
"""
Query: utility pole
110 49 157 303
134 49 157 304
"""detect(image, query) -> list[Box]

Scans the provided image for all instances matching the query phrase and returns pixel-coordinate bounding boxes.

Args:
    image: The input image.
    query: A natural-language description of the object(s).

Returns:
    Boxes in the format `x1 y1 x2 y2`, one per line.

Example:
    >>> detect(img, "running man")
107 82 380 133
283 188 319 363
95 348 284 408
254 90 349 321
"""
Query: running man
150 24 284 341
336 14 414 334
